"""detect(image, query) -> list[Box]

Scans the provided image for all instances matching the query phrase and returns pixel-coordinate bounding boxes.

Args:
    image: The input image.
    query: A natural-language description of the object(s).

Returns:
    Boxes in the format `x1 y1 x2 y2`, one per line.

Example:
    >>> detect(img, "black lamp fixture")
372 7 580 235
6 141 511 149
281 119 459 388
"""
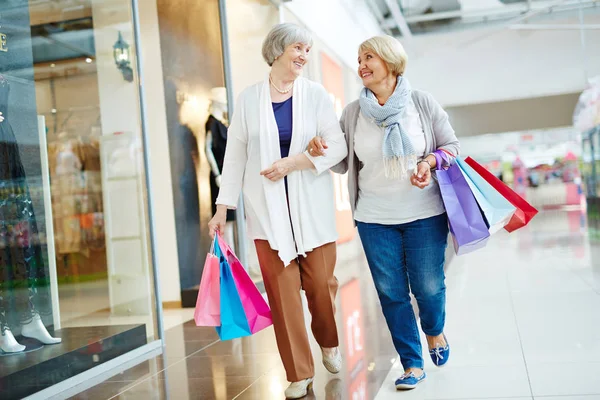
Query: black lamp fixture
113 31 133 82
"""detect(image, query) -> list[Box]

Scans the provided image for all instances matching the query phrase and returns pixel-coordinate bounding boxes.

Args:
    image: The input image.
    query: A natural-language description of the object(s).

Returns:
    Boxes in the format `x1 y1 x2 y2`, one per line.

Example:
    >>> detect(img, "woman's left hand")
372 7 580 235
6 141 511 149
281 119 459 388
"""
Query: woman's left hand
410 161 432 189
260 157 297 181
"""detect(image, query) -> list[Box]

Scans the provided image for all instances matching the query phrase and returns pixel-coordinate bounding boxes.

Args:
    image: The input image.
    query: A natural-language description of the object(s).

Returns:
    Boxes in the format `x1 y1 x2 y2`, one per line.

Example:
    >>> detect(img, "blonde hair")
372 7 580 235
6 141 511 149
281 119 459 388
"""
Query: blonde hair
359 35 408 76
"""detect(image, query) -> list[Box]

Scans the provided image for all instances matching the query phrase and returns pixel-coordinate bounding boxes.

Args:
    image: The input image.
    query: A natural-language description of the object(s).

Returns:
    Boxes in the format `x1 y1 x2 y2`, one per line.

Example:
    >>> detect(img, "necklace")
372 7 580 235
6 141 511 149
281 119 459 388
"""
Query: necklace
269 75 293 94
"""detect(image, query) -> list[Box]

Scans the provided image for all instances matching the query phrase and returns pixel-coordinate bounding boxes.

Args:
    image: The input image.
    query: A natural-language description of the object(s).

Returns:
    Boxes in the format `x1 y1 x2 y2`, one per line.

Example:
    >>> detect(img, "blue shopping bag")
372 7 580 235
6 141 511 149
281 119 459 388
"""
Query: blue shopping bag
456 157 516 234
437 162 490 255
214 238 252 341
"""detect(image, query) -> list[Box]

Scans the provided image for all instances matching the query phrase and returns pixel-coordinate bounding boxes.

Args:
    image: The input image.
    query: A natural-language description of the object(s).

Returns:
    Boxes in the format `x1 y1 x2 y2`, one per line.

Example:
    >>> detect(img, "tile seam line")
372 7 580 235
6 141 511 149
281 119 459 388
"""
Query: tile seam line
508 269 535 399
107 338 220 399
231 370 272 400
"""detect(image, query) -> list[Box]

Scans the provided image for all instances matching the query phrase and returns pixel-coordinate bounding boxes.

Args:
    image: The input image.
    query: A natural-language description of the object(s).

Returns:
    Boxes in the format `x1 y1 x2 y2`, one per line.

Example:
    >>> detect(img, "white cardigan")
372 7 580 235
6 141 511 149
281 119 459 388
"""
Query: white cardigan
216 77 348 266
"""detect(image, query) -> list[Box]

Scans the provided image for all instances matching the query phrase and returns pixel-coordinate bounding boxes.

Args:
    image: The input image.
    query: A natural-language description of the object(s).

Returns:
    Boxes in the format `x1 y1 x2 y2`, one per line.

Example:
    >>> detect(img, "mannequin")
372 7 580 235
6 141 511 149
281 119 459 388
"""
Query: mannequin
205 87 236 250
55 136 82 176
0 75 61 354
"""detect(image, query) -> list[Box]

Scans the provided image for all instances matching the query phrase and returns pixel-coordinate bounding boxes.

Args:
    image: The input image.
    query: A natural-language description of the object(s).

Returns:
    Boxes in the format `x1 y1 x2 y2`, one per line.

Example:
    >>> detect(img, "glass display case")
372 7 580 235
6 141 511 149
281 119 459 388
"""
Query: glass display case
0 1 160 398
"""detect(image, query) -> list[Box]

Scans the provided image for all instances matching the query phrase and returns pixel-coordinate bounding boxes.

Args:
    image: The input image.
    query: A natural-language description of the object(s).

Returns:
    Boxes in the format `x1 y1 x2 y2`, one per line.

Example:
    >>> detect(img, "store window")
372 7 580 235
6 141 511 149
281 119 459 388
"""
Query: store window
0 1 158 398
156 0 270 306
583 128 600 241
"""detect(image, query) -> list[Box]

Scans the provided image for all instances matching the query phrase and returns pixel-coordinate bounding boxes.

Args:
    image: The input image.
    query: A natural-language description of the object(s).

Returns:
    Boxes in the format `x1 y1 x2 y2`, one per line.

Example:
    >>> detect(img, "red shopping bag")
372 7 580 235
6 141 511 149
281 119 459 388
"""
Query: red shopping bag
194 235 221 326
217 234 272 334
464 157 538 232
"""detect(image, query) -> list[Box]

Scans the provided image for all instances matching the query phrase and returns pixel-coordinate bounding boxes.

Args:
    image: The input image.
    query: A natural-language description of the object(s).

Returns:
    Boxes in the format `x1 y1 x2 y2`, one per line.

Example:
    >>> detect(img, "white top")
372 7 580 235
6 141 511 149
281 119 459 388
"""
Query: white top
354 101 446 225
216 77 348 266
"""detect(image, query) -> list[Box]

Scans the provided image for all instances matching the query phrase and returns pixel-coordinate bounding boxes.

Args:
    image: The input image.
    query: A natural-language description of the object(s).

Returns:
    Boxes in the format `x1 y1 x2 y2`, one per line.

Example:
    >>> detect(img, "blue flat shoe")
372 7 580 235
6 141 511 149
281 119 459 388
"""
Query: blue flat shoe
395 371 426 390
429 333 450 367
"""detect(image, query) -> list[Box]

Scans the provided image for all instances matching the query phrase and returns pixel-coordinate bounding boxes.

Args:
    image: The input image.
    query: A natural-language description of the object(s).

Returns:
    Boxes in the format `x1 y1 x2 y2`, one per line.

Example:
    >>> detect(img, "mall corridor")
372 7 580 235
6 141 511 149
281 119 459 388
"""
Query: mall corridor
2 0 600 399
71 209 600 400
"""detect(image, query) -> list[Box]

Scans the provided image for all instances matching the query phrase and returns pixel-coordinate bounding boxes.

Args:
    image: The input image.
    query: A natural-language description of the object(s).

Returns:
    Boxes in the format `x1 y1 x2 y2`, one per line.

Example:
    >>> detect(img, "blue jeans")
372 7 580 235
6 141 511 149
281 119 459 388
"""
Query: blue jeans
356 213 449 370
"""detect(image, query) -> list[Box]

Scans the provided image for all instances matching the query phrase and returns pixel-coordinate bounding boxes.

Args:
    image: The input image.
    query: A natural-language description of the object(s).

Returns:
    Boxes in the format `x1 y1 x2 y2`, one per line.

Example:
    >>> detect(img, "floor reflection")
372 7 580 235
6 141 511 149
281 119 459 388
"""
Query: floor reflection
375 209 600 399
73 233 395 399
73 209 600 400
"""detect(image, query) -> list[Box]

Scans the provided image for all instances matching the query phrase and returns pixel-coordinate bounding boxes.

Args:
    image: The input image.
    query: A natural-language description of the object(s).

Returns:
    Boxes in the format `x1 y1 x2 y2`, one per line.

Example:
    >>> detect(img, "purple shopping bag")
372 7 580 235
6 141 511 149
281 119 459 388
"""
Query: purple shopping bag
436 162 490 255
217 234 273 334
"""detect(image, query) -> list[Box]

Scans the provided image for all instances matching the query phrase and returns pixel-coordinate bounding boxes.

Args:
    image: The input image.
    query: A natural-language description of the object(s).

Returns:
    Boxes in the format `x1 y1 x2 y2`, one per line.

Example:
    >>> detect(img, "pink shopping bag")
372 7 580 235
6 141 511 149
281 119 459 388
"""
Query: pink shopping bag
217 233 272 334
194 236 221 326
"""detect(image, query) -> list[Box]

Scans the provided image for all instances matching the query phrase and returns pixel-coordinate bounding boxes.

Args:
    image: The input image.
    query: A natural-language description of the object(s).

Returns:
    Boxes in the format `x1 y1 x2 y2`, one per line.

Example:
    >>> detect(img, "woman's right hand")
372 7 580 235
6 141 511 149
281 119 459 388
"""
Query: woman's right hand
307 136 328 157
208 205 228 238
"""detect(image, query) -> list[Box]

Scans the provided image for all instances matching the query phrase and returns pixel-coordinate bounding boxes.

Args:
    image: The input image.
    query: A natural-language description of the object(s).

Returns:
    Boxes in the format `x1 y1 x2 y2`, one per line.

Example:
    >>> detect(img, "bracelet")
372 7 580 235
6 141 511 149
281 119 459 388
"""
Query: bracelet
418 159 433 169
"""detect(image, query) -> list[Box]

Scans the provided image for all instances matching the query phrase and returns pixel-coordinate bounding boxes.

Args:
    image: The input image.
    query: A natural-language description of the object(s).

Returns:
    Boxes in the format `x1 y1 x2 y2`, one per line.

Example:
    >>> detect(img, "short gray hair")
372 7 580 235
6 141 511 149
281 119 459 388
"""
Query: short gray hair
262 23 313 66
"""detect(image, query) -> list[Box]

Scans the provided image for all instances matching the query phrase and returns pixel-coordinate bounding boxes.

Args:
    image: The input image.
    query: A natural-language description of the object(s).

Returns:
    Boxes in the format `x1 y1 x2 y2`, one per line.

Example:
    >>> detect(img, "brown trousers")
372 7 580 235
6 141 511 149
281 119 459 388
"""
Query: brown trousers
255 240 339 382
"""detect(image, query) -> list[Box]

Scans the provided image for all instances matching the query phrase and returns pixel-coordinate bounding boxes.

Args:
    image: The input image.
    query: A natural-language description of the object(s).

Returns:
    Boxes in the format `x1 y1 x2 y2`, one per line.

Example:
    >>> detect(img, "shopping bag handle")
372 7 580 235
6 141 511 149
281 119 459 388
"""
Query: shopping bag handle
434 149 456 171
210 232 219 255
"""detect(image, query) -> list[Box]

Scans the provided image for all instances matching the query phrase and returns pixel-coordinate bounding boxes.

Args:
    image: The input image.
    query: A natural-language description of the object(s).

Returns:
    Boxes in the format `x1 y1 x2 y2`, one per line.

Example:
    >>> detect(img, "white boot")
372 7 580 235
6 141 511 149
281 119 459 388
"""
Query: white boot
21 313 61 345
0 329 26 353
285 378 313 399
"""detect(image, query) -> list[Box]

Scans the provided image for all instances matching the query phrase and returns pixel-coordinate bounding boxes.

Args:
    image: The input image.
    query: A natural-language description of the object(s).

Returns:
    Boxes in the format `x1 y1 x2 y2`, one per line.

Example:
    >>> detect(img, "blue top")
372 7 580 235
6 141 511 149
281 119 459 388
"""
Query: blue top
272 97 293 158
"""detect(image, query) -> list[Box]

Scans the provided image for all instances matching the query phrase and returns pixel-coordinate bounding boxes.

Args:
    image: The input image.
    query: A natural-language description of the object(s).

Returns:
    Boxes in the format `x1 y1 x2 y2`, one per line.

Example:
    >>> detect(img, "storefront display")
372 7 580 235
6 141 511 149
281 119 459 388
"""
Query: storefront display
460 128 584 210
0 1 160 398
575 77 600 240
0 75 60 354
206 87 236 249
582 126 600 241
156 0 242 306
49 139 103 247
0 2 56 357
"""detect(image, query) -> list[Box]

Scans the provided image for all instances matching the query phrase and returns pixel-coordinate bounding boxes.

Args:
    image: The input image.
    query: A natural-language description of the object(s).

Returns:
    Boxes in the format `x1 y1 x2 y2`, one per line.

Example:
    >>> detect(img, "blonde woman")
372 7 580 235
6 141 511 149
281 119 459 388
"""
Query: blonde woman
308 35 460 390
208 23 347 399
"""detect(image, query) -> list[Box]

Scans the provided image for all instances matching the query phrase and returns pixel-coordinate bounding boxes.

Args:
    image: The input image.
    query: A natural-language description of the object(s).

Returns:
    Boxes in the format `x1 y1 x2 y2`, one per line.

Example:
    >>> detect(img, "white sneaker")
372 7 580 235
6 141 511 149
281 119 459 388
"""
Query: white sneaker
321 347 342 374
285 378 314 399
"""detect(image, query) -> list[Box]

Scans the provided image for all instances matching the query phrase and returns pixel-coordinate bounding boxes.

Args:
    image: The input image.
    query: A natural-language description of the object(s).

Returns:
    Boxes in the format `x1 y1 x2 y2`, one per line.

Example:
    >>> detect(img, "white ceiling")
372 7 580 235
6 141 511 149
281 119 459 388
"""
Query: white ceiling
370 0 600 36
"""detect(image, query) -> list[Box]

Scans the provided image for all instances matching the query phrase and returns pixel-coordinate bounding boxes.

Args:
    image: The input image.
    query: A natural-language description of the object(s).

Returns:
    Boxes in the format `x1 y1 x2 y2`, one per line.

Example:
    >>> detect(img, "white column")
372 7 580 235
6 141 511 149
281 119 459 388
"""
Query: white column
91 0 182 310
136 0 182 305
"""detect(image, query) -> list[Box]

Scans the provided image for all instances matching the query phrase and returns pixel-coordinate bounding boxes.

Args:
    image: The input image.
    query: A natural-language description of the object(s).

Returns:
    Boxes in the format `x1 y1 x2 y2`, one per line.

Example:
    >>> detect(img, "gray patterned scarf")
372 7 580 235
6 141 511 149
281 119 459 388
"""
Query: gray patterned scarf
359 76 416 179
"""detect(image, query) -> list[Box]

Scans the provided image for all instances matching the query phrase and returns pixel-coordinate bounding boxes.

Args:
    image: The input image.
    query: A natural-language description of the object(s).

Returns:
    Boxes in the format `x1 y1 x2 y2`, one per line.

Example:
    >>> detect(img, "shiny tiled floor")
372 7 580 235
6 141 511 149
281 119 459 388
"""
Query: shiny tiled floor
73 209 600 400
375 209 600 400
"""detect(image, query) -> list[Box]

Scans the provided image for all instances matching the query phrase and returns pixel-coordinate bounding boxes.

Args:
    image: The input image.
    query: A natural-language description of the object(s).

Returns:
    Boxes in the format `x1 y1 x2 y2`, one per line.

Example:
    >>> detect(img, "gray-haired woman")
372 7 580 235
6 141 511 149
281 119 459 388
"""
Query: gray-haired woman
208 23 348 399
